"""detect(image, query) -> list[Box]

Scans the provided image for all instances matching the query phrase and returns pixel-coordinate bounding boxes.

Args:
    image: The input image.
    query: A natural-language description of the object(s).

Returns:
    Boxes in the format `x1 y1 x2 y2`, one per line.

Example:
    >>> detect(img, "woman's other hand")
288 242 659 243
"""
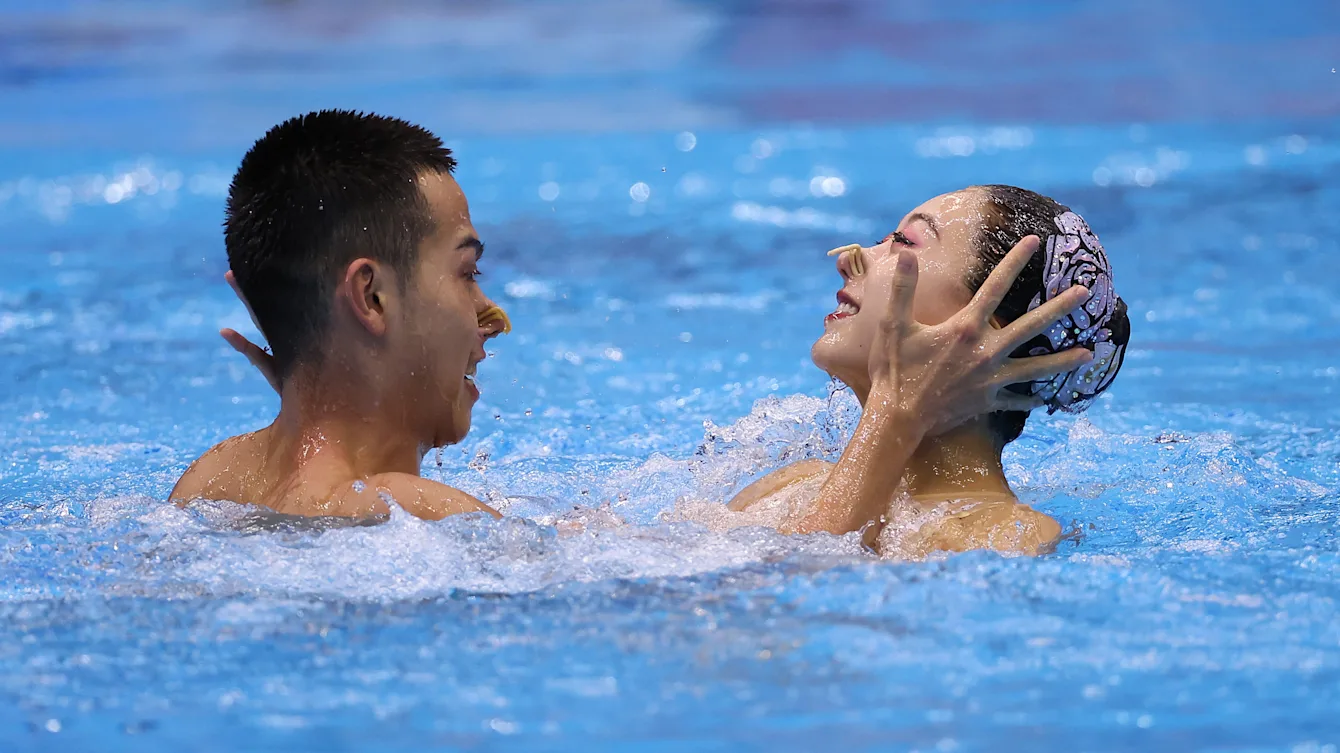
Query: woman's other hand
221 270 281 394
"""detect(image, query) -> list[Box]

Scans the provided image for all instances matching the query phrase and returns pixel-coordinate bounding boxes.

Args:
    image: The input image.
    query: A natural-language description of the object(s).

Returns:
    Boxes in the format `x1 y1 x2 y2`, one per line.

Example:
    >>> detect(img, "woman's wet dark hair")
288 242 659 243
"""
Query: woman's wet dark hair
966 185 1131 446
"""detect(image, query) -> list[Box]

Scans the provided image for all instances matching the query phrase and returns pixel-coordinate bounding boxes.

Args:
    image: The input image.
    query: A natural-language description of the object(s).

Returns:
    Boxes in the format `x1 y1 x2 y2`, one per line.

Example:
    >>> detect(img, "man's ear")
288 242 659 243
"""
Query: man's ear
336 258 392 337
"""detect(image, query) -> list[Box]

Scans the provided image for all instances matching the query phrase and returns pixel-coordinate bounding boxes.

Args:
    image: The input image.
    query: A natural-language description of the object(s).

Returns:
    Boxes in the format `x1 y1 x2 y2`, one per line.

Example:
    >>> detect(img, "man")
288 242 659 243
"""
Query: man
171 110 503 520
173 110 1090 538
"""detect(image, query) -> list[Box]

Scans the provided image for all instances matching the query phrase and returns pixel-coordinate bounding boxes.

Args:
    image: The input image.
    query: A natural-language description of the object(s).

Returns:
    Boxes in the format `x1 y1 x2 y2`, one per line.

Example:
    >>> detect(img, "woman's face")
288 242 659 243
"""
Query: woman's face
811 189 988 392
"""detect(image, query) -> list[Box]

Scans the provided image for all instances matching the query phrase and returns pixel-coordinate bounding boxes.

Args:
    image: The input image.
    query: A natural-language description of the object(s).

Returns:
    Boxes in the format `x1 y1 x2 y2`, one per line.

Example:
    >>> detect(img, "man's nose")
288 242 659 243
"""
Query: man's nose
477 296 510 340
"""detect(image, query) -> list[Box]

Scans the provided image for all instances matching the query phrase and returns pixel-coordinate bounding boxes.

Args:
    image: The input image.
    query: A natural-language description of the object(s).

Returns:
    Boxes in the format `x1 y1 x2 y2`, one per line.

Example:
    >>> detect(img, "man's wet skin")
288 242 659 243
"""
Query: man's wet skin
172 170 508 520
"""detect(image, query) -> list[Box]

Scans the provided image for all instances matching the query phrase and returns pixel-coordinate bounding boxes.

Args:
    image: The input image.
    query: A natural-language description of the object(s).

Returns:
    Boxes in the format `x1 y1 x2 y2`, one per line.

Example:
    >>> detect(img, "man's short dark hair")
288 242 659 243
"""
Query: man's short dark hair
225 110 457 379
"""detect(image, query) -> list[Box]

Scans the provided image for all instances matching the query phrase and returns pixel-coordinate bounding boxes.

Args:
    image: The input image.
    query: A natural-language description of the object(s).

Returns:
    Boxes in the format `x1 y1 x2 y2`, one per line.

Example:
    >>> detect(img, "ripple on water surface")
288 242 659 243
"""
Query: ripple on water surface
2 393 1338 748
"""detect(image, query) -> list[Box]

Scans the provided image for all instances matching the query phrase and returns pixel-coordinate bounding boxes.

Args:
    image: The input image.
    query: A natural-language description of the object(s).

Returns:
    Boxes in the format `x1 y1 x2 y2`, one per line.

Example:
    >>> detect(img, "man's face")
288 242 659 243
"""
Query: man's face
396 171 498 447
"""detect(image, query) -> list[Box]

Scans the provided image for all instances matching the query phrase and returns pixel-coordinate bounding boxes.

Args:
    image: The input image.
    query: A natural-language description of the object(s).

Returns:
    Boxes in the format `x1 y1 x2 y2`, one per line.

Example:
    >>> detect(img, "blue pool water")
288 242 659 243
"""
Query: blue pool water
3 1 1340 750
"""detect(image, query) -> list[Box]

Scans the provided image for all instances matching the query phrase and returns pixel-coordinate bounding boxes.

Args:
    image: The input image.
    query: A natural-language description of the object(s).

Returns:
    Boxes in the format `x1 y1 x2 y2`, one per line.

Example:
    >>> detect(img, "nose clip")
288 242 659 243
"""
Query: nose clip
827 243 865 276
478 305 512 334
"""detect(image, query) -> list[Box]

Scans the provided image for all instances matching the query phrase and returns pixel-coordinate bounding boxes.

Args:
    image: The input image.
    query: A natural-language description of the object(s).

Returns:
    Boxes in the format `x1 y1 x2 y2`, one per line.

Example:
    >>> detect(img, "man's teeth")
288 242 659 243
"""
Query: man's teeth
833 301 858 315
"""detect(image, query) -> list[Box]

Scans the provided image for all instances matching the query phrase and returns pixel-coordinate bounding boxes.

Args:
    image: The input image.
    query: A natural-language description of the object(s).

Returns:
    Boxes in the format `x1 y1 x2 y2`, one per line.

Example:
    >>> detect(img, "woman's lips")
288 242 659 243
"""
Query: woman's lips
825 291 860 324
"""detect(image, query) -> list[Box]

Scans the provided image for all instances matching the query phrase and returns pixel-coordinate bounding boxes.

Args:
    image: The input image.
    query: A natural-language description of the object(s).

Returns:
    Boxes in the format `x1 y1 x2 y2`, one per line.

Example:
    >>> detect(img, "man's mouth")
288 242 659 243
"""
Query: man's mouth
464 361 481 398
825 291 860 324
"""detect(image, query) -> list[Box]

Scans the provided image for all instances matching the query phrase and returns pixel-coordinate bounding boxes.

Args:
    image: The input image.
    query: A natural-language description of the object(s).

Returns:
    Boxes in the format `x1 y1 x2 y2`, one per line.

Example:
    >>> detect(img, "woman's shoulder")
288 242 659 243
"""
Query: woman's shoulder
896 495 1061 557
726 459 834 512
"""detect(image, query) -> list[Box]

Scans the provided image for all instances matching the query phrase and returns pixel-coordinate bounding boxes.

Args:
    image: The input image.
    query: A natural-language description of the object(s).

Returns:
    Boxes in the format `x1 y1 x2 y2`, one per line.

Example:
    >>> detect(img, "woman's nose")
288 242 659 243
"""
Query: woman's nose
837 251 854 280
834 245 865 279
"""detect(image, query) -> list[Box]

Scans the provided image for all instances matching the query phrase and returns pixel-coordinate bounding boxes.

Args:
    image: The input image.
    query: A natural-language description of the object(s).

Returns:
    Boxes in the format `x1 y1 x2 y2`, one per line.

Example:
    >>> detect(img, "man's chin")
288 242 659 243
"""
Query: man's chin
431 412 472 448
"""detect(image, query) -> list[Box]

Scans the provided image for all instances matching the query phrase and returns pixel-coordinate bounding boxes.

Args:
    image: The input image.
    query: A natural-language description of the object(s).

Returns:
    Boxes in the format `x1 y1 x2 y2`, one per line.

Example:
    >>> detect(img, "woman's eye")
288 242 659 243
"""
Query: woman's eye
882 230 912 246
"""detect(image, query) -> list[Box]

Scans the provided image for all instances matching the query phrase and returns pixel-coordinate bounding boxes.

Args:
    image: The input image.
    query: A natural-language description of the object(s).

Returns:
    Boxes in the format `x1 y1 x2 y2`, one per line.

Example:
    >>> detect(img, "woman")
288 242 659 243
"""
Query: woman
723 185 1129 556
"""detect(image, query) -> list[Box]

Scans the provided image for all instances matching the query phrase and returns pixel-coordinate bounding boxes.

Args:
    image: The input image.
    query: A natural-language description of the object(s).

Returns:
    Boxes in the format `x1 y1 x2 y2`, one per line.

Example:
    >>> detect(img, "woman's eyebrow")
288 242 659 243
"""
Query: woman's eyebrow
906 212 940 238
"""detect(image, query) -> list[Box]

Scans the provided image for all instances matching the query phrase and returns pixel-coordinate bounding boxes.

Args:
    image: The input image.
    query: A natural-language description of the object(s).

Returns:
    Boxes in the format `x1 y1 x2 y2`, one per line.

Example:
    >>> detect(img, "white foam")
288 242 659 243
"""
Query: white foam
10 390 1330 604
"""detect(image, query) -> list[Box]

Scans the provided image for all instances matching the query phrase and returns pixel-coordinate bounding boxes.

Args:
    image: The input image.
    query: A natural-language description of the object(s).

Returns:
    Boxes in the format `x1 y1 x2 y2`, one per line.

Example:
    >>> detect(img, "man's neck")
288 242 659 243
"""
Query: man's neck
850 381 1012 499
267 365 425 479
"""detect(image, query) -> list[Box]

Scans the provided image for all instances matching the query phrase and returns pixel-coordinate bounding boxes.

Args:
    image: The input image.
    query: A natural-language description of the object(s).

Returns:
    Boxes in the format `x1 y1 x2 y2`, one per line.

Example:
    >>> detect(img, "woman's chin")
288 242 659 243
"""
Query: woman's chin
809 341 857 384
809 340 831 371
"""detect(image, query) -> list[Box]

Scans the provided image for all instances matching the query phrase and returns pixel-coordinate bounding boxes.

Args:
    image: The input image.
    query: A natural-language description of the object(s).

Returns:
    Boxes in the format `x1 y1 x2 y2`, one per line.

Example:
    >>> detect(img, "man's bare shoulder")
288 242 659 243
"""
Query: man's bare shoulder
331 473 501 521
169 430 269 506
170 431 496 521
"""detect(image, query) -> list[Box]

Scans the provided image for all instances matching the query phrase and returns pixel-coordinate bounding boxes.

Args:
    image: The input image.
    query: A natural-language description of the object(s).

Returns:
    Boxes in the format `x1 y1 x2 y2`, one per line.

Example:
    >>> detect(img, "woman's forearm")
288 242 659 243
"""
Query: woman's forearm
782 406 925 540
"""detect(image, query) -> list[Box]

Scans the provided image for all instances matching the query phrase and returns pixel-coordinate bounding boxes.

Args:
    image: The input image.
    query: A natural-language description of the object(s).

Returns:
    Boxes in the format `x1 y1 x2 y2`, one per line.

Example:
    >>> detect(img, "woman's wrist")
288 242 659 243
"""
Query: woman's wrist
858 397 928 448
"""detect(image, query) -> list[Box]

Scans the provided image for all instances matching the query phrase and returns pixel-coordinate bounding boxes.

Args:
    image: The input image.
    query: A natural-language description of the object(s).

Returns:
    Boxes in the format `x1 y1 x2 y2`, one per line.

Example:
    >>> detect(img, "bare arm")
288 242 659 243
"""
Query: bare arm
782 408 923 541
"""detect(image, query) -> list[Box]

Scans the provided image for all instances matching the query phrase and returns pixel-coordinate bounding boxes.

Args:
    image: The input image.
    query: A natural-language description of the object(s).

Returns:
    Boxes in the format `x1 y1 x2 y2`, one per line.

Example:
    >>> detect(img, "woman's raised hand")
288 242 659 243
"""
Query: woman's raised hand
866 236 1093 436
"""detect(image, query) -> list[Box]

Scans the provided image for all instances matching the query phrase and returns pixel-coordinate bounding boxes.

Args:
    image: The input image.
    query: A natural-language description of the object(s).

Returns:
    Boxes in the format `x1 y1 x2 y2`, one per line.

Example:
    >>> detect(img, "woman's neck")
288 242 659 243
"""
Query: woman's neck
903 420 1013 498
850 380 1013 500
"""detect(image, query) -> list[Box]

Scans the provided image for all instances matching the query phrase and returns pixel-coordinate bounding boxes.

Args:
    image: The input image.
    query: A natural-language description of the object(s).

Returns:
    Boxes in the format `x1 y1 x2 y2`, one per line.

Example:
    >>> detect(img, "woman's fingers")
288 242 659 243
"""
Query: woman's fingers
225 270 266 334
1000 285 1090 351
221 327 257 357
967 236 1038 320
869 250 920 381
999 347 1093 385
224 270 280 392
221 327 281 394
883 249 919 333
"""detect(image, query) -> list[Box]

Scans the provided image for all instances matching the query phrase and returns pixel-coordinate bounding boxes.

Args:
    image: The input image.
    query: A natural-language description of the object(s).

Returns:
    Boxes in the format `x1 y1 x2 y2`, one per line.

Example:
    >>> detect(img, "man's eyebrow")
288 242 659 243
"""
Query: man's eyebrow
906 212 940 238
458 237 485 260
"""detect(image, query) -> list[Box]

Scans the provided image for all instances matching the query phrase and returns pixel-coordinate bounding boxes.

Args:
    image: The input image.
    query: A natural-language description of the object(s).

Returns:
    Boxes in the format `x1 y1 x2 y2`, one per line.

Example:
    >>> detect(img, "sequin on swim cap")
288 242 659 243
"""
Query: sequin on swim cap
1024 211 1127 411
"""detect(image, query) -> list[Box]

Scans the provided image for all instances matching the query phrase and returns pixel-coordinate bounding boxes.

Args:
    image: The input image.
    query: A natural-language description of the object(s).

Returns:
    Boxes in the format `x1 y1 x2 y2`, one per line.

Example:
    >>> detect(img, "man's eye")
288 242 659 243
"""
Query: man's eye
882 230 912 246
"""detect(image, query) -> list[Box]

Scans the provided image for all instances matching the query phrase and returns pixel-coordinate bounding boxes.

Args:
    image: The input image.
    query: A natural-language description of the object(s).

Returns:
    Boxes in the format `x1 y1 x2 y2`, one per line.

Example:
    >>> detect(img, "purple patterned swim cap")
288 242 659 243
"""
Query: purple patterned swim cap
1024 211 1127 411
